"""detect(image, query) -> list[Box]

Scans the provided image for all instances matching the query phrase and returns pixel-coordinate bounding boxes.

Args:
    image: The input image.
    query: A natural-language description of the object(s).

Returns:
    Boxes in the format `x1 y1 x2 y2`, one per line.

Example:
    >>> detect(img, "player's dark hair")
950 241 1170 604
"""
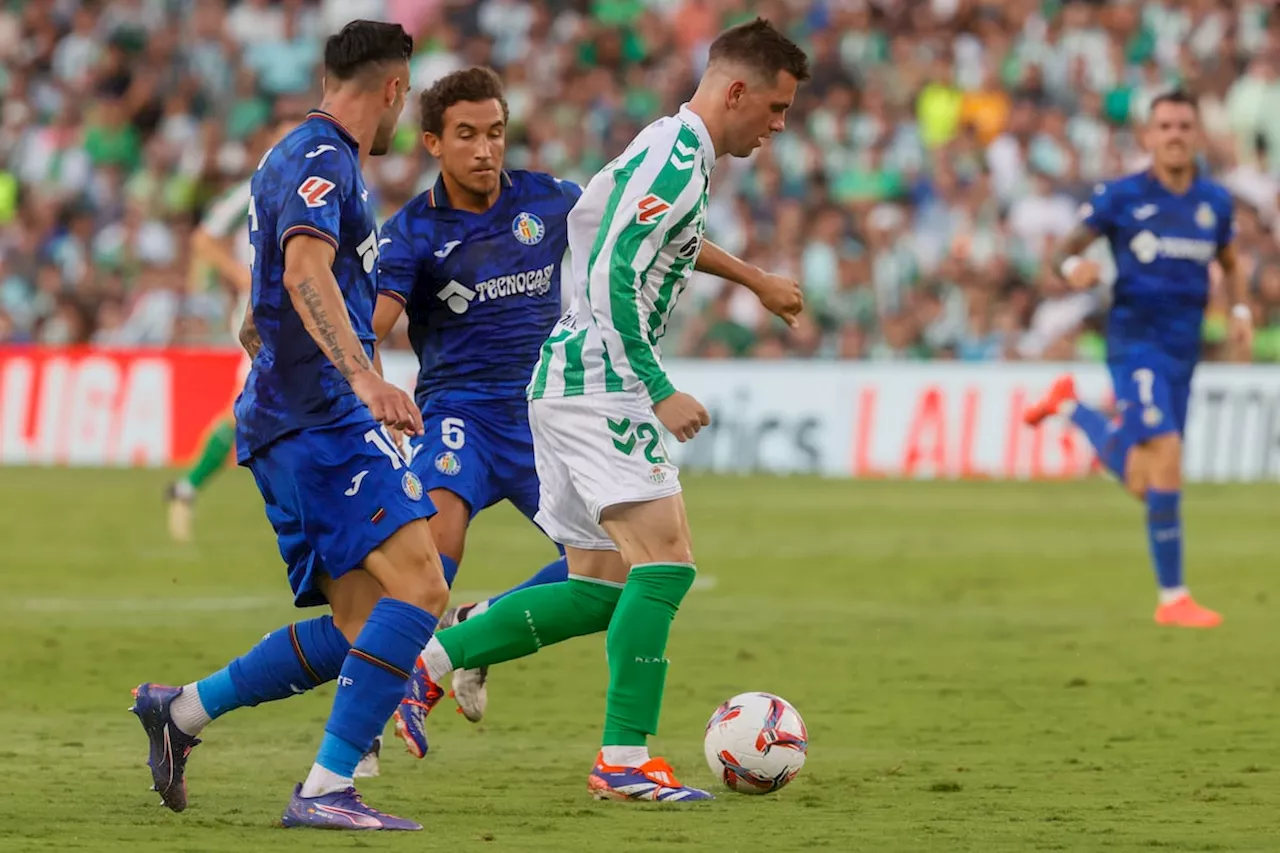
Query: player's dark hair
708 17 810 83
323 20 413 82
419 66 509 135
1149 89 1199 115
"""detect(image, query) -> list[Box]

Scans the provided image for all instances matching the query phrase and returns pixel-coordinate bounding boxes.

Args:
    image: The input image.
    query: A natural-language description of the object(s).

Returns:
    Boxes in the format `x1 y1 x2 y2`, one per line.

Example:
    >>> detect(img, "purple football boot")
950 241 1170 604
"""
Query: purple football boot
281 783 422 830
129 683 202 812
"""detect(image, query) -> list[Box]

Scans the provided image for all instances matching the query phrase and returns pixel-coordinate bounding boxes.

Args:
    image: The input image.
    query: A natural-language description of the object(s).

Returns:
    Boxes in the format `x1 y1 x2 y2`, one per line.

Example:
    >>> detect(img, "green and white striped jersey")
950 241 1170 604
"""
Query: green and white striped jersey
528 106 715 406
202 177 254 266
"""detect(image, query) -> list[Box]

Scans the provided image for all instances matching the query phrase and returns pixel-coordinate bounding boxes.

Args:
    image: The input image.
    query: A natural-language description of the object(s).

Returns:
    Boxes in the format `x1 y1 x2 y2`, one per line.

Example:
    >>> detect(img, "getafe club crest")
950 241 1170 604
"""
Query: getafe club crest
1195 202 1216 230
435 451 462 476
402 471 424 501
512 211 545 246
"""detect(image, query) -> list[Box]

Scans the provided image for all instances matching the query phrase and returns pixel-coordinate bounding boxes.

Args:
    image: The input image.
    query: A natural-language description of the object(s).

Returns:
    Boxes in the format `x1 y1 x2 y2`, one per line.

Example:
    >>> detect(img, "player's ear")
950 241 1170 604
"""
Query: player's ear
422 132 443 158
726 80 747 109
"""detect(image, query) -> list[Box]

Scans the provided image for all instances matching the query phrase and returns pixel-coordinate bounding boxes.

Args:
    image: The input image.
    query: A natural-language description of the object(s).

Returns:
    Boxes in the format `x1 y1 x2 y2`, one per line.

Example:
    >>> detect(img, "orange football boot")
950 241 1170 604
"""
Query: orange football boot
1154 595 1222 628
1024 374 1079 427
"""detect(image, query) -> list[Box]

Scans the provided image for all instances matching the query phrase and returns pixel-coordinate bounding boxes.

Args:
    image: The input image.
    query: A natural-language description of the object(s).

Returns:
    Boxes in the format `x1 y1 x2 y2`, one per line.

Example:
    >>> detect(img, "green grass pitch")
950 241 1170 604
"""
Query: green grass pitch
1 469 1276 852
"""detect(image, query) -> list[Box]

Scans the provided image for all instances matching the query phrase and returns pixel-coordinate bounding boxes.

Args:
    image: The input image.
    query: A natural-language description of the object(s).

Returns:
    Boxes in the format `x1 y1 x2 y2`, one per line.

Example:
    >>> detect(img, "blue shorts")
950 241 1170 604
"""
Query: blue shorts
1108 357 1192 444
409 397 541 522
246 409 436 608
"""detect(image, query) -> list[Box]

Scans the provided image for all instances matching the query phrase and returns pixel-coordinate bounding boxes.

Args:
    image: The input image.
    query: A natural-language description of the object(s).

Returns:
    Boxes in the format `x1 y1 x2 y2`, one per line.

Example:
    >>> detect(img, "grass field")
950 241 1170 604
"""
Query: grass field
2 468 1277 853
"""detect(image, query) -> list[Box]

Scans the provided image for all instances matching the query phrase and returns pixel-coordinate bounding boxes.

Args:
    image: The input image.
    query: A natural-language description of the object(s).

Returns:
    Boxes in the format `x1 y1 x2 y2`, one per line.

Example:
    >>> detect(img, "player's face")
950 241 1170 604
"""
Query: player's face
725 69 798 158
427 99 506 198
1147 102 1199 170
370 62 411 156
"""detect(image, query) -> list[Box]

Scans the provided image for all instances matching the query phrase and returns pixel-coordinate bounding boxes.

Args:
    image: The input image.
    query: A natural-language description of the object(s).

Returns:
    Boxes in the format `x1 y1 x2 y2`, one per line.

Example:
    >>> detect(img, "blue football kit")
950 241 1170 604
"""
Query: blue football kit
1053 167 1236 609
235 110 435 607
377 169 581 524
1082 170 1235 443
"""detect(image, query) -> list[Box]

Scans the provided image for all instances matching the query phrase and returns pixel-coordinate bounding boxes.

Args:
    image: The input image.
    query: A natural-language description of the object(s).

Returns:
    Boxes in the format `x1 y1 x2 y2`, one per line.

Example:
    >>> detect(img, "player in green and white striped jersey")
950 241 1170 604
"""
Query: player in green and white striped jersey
411 19 810 801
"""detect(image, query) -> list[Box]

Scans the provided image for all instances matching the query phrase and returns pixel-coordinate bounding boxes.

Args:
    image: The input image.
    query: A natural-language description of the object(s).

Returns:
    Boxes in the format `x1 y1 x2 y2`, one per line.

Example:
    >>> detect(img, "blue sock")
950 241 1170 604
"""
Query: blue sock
440 554 459 588
315 598 438 777
487 556 570 607
195 616 349 719
1069 403 1128 480
1145 489 1183 592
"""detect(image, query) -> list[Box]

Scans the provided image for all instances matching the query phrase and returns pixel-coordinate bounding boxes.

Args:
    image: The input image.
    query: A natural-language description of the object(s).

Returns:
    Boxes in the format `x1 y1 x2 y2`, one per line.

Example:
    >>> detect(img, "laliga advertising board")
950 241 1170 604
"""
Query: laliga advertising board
2 347 1279 481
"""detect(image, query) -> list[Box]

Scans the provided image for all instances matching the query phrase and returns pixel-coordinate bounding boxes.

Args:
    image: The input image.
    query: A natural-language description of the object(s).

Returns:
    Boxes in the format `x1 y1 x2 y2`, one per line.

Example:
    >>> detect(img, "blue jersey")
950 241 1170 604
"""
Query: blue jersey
377 169 581 408
1082 170 1235 374
235 110 382 460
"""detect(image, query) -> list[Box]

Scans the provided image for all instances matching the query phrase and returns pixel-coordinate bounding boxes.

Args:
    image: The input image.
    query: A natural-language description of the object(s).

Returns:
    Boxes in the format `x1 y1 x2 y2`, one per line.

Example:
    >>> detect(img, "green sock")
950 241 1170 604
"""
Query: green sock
184 420 235 490
437 577 621 670
602 562 696 747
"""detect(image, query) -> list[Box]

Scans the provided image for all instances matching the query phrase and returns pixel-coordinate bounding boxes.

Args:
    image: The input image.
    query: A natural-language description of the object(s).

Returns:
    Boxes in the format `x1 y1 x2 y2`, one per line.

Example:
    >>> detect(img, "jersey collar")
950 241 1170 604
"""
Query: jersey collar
427 169 514 209
306 109 359 150
677 104 716 164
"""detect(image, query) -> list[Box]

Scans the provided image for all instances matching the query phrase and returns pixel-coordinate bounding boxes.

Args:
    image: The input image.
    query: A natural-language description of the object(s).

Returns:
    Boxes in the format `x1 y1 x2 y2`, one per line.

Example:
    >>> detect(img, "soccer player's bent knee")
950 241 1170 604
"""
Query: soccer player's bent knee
380 559 450 614
1147 434 1182 490
621 527 693 566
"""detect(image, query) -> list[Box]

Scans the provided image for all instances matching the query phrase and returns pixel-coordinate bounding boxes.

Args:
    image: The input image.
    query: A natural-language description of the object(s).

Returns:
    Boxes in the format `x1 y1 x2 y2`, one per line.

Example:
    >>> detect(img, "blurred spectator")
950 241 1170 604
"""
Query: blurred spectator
2 0 1280 365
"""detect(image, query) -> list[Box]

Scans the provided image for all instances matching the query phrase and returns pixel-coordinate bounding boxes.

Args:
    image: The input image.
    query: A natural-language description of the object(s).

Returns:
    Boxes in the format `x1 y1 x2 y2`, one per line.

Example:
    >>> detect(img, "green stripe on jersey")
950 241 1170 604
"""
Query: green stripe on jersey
645 203 702 344
585 148 649 303
601 342 624 392
559 330 588 396
605 126 702 401
529 328 573 399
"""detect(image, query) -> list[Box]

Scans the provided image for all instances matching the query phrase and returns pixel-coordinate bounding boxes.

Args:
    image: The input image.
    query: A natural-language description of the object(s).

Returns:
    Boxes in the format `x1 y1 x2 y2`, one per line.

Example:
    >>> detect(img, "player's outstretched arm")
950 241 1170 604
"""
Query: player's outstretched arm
694 240 802 327
283 234 423 433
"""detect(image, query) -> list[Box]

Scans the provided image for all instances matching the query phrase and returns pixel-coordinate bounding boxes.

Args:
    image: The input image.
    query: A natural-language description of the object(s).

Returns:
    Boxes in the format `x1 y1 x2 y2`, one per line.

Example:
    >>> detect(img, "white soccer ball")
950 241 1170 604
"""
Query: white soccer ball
703 691 808 794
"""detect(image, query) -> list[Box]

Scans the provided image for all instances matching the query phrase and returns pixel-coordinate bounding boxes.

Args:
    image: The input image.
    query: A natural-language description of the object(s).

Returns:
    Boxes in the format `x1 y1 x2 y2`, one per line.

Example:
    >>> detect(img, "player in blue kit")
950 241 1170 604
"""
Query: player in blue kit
129 22 447 830
371 66 805 759
372 68 575 748
1025 90 1253 628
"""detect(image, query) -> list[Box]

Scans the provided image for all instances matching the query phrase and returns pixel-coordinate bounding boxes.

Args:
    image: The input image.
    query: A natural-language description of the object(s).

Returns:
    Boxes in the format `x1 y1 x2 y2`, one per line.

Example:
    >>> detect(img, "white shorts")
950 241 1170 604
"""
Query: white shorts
529 393 682 550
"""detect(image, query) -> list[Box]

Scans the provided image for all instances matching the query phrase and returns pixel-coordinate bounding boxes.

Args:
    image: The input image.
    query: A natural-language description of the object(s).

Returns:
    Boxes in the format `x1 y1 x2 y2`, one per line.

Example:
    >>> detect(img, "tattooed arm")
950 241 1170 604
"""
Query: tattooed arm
282 235 371 379
282 235 422 432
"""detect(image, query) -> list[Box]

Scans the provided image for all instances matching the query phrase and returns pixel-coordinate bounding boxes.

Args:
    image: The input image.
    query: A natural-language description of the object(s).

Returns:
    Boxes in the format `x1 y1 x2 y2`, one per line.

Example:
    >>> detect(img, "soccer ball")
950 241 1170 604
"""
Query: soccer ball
703 691 808 794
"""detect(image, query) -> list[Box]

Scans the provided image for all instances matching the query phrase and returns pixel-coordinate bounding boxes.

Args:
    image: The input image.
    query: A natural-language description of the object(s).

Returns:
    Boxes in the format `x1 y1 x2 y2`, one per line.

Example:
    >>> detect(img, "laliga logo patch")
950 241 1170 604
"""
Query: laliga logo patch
401 471 424 501
435 451 462 476
1142 406 1164 428
512 211 545 246
1195 202 1216 231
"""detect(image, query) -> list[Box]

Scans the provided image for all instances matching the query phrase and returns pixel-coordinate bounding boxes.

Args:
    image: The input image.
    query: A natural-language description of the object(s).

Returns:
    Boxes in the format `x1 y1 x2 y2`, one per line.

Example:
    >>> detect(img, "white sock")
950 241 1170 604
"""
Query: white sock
466 599 491 619
1159 586 1189 605
169 683 212 736
173 479 195 500
300 763 353 798
601 745 650 767
421 636 455 683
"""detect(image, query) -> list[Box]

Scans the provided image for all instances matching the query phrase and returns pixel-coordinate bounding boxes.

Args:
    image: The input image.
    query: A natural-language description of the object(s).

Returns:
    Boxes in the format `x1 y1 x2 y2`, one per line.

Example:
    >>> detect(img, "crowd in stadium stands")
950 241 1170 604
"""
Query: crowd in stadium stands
2 0 1280 361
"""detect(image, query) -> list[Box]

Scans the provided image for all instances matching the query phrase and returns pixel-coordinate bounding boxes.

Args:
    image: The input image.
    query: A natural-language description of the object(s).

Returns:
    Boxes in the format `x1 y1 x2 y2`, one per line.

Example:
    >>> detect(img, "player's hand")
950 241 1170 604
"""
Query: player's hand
753 272 804 328
385 423 414 462
654 391 710 442
1063 259 1101 290
1230 308 1255 362
351 371 424 435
